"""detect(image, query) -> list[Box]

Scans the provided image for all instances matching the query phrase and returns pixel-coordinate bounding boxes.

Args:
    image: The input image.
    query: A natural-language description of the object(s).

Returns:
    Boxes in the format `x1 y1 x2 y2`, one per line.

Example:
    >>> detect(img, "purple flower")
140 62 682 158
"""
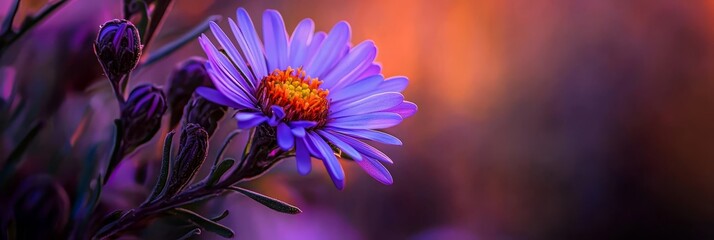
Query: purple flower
197 8 417 189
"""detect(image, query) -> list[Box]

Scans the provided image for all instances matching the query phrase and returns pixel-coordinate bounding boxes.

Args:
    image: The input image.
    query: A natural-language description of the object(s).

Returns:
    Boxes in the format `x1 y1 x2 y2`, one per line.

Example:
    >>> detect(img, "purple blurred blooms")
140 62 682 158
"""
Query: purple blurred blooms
197 8 417 189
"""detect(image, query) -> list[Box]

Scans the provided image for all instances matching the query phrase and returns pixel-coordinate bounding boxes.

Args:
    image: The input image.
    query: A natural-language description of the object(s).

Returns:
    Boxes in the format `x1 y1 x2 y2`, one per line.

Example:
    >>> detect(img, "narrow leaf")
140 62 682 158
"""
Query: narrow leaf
104 119 124 183
211 210 230 222
228 186 302 214
206 159 235 187
146 131 175 203
169 208 234 238
0 121 44 187
140 15 222 68
215 129 241 166
177 228 201 240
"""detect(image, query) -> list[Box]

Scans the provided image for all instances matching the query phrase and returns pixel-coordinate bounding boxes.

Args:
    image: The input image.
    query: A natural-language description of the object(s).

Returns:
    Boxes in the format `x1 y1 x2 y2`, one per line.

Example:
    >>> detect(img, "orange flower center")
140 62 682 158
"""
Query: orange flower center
257 67 329 125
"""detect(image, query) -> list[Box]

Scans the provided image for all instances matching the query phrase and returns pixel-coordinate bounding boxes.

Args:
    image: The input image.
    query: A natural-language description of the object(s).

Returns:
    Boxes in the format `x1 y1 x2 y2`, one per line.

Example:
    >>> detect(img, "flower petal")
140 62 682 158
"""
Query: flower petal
235 112 268 129
329 75 384 103
195 86 249 109
233 8 267 78
328 132 394 164
356 156 393 185
305 22 351 78
317 130 362 161
295 136 311 175
303 32 326 65
325 128 402 145
277 122 294 150
357 64 381 80
380 76 408 92
199 36 256 103
263 10 289 71
330 92 404 118
209 21 256 88
387 101 417 119
322 40 376 89
307 132 345 189
291 126 306 137
327 112 403 130
289 19 315 68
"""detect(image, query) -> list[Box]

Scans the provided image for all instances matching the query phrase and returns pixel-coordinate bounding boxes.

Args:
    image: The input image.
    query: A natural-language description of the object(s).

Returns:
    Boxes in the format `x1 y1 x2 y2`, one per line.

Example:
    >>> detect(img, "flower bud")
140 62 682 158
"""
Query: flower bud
121 84 167 154
167 57 214 129
94 19 142 81
184 94 227 137
235 124 284 180
165 123 208 197
10 175 70 239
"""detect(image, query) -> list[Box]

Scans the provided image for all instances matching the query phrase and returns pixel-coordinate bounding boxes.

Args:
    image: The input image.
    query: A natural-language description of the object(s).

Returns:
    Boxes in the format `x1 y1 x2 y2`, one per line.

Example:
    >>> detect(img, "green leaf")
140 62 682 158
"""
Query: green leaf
139 15 222 68
169 208 234 238
228 186 302 214
206 158 235 187
146 131 175 204
177 228 201 240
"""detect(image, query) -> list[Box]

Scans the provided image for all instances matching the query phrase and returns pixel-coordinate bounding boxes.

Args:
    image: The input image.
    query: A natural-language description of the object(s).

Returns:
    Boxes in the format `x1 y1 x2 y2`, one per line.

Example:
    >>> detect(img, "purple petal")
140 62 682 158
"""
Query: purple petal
235 112 268 129
199 36 256 104
289 19 315 68
357 64 382 80
291 127 306 137
277 122 294 150
196 87 247 109
328 132 394 164
330 92 404 118
289 121 318 128
263 10 289 71
356 156 393 185
305 22 351 78
387 101 417 119
327 112 403 130
307 132 345 189
303 32 326 66
233 9 267 78
329 75 383 103
322 40 376 89
380 76 408 92
295 137 311 175
317 130 362 161
325 127 402 145
208 21 256 88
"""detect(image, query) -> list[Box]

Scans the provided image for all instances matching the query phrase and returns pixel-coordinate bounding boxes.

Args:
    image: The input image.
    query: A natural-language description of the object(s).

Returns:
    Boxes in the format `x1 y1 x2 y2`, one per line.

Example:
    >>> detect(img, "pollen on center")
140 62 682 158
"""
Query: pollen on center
257 67 329 125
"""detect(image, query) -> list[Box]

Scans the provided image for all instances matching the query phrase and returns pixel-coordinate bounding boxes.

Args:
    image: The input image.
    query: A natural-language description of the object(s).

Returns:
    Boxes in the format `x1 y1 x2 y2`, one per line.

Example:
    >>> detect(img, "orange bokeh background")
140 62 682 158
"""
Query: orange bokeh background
3 0 714 239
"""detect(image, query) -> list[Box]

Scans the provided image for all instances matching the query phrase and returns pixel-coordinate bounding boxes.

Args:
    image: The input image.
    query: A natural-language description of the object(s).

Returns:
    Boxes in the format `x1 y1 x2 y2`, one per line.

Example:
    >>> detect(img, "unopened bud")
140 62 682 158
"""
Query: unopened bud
121 84 167 154
165 123 208 197
184 95 226 137
167 57 214 129
94 19 142 82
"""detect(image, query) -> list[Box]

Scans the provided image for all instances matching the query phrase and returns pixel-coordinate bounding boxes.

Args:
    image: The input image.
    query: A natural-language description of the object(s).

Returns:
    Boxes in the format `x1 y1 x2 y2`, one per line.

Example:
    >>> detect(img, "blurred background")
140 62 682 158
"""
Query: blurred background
2 0 714 239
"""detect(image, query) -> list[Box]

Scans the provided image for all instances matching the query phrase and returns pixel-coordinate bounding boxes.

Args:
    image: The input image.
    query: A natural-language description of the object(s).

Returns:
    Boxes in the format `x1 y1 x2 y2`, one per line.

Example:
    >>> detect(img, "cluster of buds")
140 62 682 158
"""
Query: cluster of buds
94 19 142 92
120 84 167 154
167 58 214 129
